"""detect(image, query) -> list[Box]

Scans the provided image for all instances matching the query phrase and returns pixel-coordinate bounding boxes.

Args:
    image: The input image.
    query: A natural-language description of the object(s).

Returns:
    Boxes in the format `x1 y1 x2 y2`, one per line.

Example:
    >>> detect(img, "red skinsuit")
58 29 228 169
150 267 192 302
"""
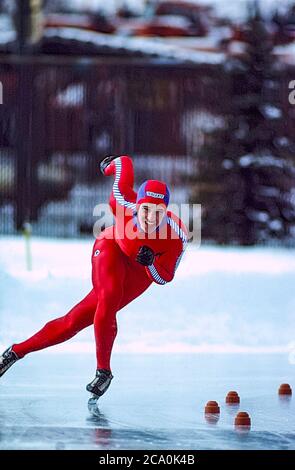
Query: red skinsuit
13 157 188 371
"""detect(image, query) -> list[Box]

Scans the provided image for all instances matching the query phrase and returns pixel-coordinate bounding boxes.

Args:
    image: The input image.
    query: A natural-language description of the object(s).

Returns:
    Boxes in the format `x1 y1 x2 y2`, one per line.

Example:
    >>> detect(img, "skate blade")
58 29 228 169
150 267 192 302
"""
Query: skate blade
88 395 100 416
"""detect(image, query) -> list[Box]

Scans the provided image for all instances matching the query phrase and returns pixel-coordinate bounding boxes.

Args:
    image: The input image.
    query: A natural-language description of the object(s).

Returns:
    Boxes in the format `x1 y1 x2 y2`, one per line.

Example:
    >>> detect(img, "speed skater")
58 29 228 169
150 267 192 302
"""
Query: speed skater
0 155 188 398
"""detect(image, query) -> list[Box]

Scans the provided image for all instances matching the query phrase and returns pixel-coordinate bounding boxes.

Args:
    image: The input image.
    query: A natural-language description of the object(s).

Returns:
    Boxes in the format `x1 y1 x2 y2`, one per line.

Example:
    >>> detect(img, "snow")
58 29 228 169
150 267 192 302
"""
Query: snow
185 0 293 20
239 153 295 170
269 219 283 231
1 235 295 356
44 27 226 64
258 186 280 198
0 29 16 44
275 43 295 57
247 210 269 223
162 29 230 50
60 1 294 21
227 40 247 55
222 159 234 169
260 105 282 120
55 83 85 107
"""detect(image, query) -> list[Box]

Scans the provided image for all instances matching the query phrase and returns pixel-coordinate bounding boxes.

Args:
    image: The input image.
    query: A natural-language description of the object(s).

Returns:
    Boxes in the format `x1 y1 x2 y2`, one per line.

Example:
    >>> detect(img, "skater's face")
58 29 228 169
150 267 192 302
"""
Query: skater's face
137 203 166 233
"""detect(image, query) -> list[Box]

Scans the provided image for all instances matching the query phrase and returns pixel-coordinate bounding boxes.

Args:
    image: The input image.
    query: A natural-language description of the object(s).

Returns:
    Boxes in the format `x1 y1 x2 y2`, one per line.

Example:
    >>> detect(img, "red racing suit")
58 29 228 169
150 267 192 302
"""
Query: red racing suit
12 156 188 371
103 155 188 284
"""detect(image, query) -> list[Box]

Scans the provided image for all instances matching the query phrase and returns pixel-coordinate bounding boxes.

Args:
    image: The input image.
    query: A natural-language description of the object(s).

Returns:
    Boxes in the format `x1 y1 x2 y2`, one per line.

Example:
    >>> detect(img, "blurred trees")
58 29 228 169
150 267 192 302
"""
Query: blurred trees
192 6 295 245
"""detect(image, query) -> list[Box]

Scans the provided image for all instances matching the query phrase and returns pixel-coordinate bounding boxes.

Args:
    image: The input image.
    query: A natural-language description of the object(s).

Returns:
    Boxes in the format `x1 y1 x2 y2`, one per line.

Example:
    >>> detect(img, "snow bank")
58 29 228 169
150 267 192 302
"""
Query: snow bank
1 235 295 355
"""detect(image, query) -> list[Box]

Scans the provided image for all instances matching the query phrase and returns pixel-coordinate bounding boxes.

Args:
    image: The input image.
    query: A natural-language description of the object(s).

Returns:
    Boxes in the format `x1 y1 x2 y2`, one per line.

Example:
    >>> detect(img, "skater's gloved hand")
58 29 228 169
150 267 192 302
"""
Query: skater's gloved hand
136 245 155 266
99 155 119 175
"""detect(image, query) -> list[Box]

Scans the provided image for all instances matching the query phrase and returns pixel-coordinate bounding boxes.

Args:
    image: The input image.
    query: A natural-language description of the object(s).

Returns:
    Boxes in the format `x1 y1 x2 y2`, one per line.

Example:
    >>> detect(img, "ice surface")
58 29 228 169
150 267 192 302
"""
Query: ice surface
0 353 294 450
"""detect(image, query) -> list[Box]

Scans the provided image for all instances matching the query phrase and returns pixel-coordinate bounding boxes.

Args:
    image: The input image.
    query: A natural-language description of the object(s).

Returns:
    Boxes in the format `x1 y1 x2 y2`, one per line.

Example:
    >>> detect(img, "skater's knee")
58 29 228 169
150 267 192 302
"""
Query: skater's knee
94 308 117 327
45 313 79 335
62 312 85 334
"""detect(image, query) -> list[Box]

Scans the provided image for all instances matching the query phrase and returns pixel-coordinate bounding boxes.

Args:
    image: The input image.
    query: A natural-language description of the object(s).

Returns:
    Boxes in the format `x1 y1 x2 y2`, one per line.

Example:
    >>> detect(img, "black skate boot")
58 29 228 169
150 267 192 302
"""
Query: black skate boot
99 155 119 175
0 346 19 377
86 369 113 398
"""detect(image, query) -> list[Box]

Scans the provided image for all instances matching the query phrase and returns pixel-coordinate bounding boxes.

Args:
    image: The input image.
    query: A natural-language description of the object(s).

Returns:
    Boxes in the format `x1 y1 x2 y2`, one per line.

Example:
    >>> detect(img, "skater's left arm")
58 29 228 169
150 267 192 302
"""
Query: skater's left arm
145 239 186 285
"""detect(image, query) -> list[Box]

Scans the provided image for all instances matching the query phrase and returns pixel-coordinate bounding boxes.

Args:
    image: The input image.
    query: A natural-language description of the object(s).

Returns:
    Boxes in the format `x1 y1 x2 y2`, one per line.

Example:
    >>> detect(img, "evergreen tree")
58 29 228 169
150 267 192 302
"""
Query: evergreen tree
191 2 295 245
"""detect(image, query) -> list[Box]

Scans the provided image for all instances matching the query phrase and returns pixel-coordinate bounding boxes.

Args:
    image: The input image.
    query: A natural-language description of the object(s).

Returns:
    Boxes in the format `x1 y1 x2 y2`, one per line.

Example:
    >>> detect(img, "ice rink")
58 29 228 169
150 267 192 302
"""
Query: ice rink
0 353 294 450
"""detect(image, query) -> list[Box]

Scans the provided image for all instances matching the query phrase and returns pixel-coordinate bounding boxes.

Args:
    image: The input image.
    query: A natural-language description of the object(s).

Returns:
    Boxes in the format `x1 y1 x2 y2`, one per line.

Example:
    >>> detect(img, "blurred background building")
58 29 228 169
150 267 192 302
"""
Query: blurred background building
0 0 294 244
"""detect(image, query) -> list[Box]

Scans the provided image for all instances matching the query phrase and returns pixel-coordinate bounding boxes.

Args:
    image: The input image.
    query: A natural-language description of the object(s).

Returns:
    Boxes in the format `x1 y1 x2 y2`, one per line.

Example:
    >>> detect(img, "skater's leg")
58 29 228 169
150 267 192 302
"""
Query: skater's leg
12 289 97 358
92 239 126 371
87 241 152 397
94 287 122 371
